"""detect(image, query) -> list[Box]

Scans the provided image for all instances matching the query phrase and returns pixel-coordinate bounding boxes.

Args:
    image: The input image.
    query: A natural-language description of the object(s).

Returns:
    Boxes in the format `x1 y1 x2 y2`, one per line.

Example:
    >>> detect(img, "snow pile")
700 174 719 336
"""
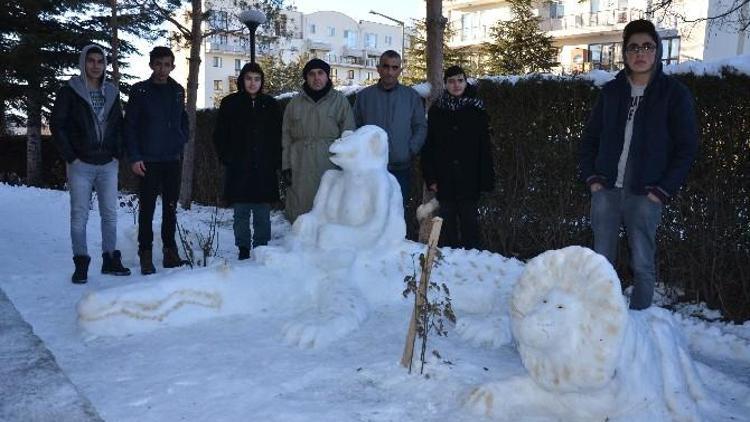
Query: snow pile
664 54 750 77
467 246 741 421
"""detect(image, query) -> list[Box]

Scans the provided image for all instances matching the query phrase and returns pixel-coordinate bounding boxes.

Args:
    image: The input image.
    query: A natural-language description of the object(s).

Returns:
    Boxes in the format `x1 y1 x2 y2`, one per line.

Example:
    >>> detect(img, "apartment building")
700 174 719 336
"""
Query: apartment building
171 1 403 109
444 0 750 74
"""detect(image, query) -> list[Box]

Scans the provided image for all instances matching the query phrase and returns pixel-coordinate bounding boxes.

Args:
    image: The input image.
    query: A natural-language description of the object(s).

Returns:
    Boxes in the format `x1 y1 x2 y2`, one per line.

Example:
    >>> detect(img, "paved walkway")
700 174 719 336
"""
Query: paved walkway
0 288 102 421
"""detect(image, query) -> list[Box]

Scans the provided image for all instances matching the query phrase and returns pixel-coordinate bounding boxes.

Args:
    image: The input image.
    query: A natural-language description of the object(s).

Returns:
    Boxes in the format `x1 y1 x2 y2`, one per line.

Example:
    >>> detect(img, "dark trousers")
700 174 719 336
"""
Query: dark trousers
389 166 411 208
138 161 181 250
439 199 480 250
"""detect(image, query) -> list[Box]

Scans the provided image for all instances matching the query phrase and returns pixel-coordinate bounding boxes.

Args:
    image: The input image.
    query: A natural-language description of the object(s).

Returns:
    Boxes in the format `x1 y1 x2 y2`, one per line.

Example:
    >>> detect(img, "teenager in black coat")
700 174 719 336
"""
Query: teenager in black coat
213 62 282 259
421 65 495 249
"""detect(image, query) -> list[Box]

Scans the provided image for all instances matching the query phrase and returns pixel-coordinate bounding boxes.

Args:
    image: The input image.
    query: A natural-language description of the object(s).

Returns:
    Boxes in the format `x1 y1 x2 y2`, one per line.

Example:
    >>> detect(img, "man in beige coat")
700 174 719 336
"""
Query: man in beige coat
282 59 355 223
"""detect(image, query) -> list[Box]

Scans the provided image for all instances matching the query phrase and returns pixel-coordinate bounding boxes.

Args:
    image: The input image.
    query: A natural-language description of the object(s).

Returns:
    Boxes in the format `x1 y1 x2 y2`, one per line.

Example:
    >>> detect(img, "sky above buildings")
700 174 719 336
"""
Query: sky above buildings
292 0 424 24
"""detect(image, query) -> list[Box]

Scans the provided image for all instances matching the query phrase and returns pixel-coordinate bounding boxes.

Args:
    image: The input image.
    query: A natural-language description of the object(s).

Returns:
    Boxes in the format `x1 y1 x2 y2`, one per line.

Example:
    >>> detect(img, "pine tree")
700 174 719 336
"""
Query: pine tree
403 18 487 85
0 0 111 185
257 54 307 96
483 0 558 75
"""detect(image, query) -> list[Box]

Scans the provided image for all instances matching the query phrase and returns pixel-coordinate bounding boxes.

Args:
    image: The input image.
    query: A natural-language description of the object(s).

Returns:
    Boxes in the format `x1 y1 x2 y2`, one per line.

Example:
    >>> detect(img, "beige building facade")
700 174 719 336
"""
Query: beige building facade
444 0 750 74
172 1 403 109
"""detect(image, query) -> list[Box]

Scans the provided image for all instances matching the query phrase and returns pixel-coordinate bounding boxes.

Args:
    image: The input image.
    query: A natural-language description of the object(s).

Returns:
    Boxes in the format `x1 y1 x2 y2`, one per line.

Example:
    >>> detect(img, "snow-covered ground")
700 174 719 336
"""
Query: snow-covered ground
1 183 749 421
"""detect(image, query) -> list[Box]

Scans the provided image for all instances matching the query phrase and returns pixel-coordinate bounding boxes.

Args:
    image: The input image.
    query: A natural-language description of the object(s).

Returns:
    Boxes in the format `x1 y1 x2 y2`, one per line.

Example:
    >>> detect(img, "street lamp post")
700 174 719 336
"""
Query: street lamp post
239 9 267 63
369 10 406 64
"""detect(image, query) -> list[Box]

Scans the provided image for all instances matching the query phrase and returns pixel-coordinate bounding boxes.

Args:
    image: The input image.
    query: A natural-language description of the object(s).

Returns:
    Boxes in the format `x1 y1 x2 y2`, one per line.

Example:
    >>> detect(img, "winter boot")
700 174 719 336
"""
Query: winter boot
72 255 91 284
101 250 131 276
139 248 156 275
238 246 250 260
163 247 188 268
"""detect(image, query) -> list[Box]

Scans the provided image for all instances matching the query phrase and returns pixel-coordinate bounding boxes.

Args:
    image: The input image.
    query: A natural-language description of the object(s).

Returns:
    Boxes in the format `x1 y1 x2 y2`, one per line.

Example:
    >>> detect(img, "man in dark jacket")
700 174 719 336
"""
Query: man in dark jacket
51 44 131 283
213 62 282 260
124 46 189 274
421 66 495 249
579 19 698 310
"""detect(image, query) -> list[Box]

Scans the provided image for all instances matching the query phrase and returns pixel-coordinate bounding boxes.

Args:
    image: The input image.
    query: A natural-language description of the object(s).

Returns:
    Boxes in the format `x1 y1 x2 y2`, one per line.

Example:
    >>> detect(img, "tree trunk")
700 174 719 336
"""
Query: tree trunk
25 78 43 187
425 0 446 107
420 0 446 218
110 0 121 86
179 0 204 209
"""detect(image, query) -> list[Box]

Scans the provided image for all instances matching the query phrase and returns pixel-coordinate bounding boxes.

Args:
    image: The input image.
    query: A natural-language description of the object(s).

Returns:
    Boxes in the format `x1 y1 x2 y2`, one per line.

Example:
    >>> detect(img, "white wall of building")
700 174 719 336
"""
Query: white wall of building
444 0 749 74
172 3 403 108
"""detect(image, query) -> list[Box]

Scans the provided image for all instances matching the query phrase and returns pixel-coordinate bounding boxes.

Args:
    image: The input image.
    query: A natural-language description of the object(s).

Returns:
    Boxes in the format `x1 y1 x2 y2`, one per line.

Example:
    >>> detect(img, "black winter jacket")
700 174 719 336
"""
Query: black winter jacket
579 65 698 202
213 92 282 204
421 99 495 202
51 85 123 164
124 78 189 163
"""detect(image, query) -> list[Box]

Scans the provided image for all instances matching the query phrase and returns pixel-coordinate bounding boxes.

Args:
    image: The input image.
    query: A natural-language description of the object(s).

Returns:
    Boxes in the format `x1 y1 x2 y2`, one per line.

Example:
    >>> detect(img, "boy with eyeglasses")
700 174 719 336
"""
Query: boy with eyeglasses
579 19 698 310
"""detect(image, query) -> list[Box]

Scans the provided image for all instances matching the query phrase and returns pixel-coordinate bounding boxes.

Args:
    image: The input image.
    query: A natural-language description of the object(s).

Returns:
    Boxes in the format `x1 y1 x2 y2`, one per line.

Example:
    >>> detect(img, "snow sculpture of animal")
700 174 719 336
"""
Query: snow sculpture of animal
467 246 717 421
290 125 405 252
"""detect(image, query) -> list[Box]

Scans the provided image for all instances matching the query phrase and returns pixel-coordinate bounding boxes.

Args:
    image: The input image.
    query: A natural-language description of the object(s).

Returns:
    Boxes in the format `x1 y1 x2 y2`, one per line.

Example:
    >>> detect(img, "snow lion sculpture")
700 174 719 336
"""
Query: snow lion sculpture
290 125 405 252
467 246 718 421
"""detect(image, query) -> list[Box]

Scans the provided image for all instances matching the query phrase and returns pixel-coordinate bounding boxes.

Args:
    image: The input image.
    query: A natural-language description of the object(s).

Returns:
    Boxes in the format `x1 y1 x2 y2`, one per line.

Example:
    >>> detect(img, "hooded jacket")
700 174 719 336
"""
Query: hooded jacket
213 66 282 204
51 44 123 164
123 75 189 164
579 31 698 202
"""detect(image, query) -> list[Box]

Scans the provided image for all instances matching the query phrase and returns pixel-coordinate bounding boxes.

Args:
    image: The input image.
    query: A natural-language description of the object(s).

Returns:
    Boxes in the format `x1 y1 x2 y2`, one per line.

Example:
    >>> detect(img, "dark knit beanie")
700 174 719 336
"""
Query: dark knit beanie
302 58 331 79
443 65 467 82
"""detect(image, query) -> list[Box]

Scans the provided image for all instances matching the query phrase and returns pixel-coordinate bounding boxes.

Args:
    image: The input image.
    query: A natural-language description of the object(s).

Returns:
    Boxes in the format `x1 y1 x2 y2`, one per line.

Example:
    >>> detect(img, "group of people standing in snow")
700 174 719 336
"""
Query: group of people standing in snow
51 19 697 311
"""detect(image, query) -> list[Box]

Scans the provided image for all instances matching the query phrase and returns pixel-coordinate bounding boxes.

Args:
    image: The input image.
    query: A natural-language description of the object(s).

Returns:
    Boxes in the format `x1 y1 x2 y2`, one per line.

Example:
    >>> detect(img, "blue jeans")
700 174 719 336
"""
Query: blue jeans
67 159 119 256
233 203 271 248
590 188 663 310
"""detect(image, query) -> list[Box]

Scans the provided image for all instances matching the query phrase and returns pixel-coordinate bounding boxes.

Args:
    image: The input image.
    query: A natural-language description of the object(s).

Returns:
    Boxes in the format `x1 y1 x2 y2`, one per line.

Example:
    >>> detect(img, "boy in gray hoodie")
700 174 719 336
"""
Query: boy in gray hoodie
51 44 131 283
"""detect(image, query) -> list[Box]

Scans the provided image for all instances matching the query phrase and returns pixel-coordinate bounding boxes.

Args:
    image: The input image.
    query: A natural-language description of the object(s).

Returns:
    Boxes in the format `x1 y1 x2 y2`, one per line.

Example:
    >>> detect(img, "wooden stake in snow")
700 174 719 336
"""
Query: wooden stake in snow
400 217 443 371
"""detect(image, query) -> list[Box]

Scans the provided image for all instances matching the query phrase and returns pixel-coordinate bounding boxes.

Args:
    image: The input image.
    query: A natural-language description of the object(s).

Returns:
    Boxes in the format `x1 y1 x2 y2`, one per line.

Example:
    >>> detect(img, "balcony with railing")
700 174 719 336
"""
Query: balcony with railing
540 8 651 38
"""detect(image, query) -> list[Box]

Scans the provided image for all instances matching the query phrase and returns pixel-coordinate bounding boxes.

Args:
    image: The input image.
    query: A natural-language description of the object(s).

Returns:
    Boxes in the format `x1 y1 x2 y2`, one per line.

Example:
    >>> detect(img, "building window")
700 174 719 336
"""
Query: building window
219 34 228 45
328 26 336 37
331 68 338 78
344 30 357 48
661 37 680 65
347 70 355 79
213 80 222 91
588 42 621 71
385 35 392 46
549 1 564 18
461 12 481 41
590 0 601 13
235 59 241 71
365 33 377 49
310 24 316 34
212 56 222 68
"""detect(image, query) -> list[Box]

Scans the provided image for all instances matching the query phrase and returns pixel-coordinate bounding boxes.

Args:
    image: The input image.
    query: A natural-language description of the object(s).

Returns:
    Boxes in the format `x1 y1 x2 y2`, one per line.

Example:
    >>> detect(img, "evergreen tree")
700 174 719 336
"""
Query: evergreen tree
483 0 558 75
0 0 110 185
403 18 486 85
257 53 307 96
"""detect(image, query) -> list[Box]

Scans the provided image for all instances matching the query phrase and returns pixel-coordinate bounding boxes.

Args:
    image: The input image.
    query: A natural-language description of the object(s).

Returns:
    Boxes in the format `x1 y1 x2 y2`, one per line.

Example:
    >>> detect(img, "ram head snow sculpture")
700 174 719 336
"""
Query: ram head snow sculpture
467 246 719 421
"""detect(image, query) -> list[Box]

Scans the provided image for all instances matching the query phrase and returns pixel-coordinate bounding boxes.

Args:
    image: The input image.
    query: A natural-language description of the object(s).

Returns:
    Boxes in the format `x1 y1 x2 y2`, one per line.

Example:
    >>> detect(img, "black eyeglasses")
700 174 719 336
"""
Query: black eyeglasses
625 43 657 55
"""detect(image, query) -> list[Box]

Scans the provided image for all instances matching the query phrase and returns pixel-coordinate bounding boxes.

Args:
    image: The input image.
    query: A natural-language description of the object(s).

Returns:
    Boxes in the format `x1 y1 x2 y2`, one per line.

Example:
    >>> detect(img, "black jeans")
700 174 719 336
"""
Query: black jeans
439 199 480 250
137 161 181 250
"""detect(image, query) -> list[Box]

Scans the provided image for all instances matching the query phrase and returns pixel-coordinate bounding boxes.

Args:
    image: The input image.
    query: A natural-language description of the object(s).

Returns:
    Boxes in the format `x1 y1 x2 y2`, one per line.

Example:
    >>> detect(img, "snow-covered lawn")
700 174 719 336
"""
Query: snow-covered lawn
1 183 748 421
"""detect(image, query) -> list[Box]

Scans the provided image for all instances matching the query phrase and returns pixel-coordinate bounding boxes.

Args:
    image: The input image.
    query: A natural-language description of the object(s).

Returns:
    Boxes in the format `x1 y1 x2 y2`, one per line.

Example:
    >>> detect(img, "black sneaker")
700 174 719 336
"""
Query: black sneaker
101 250 131 276
72 255 90 284
238 247 250 260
